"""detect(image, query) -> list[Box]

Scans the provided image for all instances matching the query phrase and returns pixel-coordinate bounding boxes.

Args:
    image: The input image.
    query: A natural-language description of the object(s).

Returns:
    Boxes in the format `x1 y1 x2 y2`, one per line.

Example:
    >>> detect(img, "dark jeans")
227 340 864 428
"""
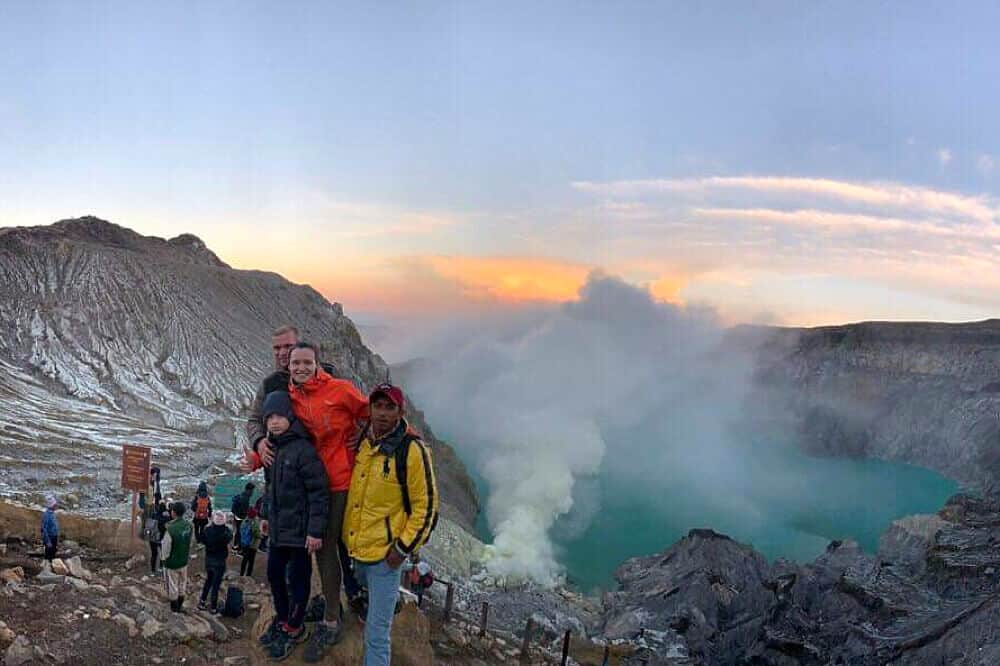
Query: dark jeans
232 518 243 549
200 563 225 608
149 542 160 572
193 519 208 543
240 548 257 577
268 546 311 630
44 537 58 562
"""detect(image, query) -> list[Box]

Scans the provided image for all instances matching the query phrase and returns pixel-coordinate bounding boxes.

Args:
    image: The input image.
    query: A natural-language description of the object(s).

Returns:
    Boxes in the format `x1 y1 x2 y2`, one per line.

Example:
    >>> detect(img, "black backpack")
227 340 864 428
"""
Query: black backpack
370 428 440 543
221 586 244 618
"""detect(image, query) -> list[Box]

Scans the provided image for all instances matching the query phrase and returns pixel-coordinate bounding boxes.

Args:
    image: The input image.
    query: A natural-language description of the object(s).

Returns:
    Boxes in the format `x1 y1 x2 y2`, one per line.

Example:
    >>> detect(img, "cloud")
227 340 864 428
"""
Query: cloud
572 175 996 224
692 207 1000 242
937 148 953 166
570 174 1000 321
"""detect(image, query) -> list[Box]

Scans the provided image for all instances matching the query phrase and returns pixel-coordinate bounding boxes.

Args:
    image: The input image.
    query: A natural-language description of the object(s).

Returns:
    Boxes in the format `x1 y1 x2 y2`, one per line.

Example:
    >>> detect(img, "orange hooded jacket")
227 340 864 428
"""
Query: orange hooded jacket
289 369 369 492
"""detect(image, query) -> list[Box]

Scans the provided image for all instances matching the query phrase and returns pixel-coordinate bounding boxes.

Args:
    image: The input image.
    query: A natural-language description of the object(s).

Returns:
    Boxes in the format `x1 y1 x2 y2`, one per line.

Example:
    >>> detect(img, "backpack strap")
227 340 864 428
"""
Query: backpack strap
395 434 417 516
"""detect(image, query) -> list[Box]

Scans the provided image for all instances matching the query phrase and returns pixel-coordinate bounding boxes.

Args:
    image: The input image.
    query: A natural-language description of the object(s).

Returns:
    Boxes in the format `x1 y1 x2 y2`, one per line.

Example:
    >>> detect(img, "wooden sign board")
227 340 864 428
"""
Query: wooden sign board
121 444 152 492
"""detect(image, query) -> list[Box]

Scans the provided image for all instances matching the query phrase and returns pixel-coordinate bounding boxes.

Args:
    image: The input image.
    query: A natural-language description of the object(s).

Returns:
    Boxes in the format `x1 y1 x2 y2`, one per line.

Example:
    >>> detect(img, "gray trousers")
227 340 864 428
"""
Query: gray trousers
317 490 348 621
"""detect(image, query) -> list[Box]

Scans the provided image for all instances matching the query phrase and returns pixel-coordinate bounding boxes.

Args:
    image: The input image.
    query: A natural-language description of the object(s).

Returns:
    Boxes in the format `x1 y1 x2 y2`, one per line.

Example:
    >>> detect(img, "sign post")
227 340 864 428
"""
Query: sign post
121 445 152 540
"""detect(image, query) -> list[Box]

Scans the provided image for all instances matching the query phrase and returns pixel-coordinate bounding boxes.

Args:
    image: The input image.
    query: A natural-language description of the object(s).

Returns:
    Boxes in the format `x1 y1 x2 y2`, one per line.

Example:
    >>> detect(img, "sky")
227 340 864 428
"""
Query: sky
3 2 1000 327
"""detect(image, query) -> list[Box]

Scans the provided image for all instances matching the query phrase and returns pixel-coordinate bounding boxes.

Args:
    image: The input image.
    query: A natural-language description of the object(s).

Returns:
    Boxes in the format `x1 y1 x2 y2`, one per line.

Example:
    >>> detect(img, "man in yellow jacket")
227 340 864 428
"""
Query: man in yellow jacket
343 383 438 666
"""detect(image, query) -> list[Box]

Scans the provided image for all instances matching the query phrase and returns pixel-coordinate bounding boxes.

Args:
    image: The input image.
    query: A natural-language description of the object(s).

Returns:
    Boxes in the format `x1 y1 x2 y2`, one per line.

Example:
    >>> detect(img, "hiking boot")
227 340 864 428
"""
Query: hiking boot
304 595 326 623
258 619 283 647
302 620 340 663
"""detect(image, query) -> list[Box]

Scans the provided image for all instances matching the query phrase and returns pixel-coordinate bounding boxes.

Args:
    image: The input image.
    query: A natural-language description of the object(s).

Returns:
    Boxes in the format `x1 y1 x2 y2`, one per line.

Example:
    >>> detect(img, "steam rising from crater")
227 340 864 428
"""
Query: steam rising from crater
406 273 752 584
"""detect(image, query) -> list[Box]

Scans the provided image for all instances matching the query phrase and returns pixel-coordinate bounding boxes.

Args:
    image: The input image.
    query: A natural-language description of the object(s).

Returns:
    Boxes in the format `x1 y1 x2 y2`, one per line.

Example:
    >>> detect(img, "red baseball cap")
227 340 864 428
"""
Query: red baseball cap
369 383 405 409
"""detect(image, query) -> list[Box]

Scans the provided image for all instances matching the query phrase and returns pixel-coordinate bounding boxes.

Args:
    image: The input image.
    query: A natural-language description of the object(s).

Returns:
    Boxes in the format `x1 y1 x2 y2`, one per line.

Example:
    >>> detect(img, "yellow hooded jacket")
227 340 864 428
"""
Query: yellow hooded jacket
342 419 439 563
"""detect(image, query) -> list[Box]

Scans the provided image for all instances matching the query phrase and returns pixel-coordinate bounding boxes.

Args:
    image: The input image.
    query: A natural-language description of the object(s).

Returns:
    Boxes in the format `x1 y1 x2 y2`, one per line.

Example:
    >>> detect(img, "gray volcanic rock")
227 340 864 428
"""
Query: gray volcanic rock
732 320 1000 489
0 217 478 528
602 494 1000 664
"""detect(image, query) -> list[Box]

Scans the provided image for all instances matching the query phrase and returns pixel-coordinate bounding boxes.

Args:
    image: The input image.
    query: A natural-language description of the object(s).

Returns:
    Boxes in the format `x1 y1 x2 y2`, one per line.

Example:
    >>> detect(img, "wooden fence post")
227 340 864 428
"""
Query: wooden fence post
561 629 571 665
443 582 455 622
479 601 489 637
519 617 535 663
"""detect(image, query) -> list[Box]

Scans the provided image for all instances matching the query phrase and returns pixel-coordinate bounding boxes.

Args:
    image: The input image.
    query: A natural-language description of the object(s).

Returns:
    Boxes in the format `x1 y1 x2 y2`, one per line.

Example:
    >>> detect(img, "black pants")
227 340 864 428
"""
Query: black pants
149 542 160 571
193 519 208 543
200 563 225 608
268 546 311 630
44 537 58 562
240 547 257 577
232 518 243 549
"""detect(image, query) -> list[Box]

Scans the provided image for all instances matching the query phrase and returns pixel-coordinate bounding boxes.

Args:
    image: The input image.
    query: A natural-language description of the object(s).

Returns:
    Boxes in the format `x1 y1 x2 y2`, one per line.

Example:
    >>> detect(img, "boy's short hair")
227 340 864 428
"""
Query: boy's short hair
171 501 186 517
291 341 321 362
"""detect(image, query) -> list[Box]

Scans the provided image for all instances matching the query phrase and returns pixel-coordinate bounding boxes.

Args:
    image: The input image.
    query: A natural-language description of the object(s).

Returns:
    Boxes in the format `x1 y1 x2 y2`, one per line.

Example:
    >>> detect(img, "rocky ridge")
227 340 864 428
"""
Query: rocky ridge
735 320 1000 490
0 217 477 528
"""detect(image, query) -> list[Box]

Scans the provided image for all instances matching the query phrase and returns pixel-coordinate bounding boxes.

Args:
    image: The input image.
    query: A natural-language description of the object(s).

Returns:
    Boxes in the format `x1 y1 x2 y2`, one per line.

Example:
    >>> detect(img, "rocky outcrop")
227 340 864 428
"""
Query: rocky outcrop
601 494 1000 664
733 320 1000 489
0 217 478 528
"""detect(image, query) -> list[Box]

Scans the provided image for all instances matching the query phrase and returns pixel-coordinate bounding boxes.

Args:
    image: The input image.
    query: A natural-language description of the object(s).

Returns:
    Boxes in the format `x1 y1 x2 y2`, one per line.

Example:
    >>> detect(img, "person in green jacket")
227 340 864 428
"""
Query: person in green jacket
160 501 194 612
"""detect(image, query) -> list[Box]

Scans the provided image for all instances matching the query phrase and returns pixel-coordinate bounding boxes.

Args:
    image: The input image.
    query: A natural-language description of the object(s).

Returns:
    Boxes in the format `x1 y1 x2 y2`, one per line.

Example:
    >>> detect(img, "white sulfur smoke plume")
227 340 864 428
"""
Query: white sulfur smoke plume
404 273 752 584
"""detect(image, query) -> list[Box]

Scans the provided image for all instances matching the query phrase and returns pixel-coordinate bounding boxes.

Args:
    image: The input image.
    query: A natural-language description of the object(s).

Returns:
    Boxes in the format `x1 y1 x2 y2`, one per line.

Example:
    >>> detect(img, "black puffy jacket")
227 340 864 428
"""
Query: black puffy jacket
262 419 330 548
201 524 232 567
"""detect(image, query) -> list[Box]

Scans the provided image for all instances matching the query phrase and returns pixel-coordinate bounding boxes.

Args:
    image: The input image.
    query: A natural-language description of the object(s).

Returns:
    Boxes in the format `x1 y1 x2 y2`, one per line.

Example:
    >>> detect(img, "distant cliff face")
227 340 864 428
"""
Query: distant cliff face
0 217 478 528
734 320 1000 490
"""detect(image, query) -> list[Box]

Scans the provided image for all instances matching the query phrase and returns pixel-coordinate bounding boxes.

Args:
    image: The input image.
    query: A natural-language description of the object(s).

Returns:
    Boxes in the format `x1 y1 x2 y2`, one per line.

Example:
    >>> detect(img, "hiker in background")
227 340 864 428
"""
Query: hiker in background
198 510 232 613
161 501 194 612
231 482 254 553
140 492 170 573
406 553 434 607
343 383 439 666
191 481 212 544
240 506 262 577
40 495 59 568
254 496 269 553
256 390 330 662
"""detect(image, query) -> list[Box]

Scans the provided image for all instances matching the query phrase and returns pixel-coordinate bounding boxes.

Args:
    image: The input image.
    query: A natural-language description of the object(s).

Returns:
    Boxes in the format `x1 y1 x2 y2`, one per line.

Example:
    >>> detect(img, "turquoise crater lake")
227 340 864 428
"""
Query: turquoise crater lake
473 442 959 592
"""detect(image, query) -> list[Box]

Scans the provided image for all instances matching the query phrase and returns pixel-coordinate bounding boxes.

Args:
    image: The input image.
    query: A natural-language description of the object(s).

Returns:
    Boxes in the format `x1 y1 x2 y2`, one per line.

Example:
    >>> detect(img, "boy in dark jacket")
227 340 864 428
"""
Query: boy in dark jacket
257 391 330 661
198 510 233 613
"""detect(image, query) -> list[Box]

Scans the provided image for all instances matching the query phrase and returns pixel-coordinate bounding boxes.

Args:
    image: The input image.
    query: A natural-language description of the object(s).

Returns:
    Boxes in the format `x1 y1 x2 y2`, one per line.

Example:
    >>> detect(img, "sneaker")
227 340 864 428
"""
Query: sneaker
285 622 312 644
268 624 309 661
267 629 295 661
197 600 208 611
304 595 326 623
259 619 283 647
210 605 220 615
302 621 340 663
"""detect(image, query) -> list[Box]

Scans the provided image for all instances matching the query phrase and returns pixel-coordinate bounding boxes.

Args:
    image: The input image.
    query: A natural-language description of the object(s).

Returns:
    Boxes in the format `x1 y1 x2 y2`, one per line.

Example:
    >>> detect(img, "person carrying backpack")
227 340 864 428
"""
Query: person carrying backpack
198 510 233 613
191 481 212 544
240 507 262 577
342 383 439 666
231 482 255 553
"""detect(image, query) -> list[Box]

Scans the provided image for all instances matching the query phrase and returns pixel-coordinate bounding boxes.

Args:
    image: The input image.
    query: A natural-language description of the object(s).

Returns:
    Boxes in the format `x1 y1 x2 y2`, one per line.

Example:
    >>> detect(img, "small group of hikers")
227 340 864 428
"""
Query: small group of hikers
41 325 438 664
241 326 440 664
